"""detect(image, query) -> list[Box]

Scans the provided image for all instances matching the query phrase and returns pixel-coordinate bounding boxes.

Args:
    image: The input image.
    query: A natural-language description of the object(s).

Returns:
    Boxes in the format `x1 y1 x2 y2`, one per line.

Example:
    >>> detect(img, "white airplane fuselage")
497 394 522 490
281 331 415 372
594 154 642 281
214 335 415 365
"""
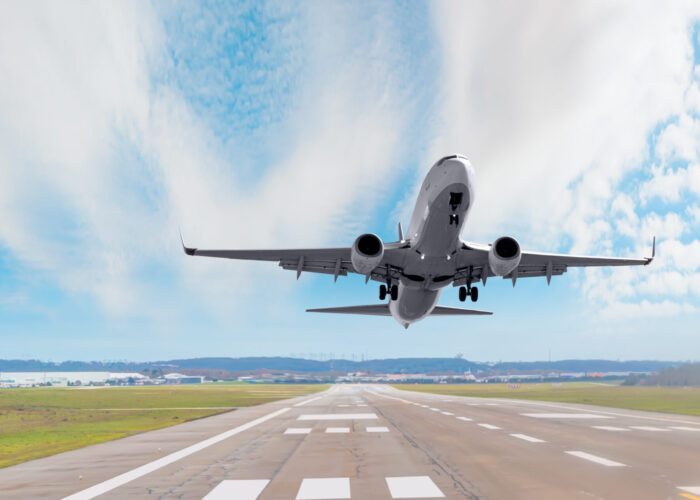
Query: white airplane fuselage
389 155 475 327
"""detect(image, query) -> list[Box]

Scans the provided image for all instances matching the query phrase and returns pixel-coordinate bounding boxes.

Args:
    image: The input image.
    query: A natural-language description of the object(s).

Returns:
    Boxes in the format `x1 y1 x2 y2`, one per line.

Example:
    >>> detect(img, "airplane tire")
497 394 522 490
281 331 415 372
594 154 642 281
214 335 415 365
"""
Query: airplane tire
459 286 467 302
390 285 398 301
379 285 387 301
470 286 478 302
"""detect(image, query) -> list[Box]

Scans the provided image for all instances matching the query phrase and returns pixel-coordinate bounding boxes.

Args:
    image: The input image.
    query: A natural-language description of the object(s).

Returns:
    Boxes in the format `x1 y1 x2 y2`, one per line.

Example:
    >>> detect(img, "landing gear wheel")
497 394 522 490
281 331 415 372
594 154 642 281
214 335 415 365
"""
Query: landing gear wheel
379 285 387 301
390 285 399 301
470 286 478 302
459 286 467 302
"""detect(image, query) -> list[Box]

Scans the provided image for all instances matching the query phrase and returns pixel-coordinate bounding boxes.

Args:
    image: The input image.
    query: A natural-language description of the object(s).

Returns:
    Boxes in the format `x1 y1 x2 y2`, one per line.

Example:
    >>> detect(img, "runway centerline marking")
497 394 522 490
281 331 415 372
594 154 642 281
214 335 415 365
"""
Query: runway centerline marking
440 411 454 416
385 476 445 498
296 477 351 499
285 428 312 435
61 407 290 500
478 423 501 430
456 416 472 421
298 413 377 420
203 479 269 500
367 426 389 433
565 451 626 467
325 427 350 433
630 426 671 432
670 426 700 431
510 433 545 443
294 397 323 407
592 426 629 432
429 408 440 412
522 413 612 419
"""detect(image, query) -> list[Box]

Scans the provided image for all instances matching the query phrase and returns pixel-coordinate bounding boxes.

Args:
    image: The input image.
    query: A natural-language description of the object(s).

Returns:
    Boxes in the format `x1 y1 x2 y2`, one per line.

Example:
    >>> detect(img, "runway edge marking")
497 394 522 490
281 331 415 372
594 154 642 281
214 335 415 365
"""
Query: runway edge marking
61 407 291 500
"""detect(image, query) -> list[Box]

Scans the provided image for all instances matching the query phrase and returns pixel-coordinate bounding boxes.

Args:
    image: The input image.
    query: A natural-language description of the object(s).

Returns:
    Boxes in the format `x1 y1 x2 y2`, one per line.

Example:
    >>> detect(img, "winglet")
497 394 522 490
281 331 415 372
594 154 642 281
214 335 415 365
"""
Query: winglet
644 236 655 265
179 229 196 256
398 222 404 242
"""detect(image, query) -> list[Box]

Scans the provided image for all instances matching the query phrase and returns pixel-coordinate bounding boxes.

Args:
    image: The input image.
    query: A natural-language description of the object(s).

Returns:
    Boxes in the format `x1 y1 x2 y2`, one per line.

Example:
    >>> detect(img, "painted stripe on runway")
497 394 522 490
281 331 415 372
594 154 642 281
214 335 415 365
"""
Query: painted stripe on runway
62 407 290 500
298 413 377 420
357 403 367 407
565 451 626 467
478 423 501 430
367 426 389 433
285 428 312 435
629 426 670 432
294 397 323 407
670 426 700 431
338 404 350 407
385 476 445 498
679 486 700 495
510 433 545 443
440 411 454 416
592 426 629 432
429 408 440 412
456 416 472 421
522 413 612 419
326 427 350 433
296 478 351 499
203 479 269 500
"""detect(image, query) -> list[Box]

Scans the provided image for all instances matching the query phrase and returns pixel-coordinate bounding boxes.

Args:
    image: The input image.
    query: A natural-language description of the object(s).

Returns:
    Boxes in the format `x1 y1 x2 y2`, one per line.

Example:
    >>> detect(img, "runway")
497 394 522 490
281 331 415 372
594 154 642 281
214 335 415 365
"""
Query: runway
1 384 698 499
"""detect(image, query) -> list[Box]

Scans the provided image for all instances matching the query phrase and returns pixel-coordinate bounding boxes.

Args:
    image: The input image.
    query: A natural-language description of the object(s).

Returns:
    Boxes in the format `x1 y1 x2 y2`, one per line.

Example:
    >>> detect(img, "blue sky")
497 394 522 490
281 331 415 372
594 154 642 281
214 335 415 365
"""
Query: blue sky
1 2 700 362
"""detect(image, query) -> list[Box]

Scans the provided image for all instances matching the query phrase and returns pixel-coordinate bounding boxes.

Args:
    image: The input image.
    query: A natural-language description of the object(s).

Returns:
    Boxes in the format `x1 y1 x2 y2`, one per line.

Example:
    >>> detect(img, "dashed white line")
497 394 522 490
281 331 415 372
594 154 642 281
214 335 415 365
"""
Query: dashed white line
367 426 390 433
522 413 612 419
203 479 269 500
456 416 472 422
325 427 350 433
670 426 700 432
429 408 440 412
629 426 671 432
298 413 377 421
592 426 630 432
440 411 454 416
478 423 501 430
510 433 545 443
385 476 445 498
294 397 323 407
285 428 312 435
296 478 351 499
565 451 626 467
61 407 290 500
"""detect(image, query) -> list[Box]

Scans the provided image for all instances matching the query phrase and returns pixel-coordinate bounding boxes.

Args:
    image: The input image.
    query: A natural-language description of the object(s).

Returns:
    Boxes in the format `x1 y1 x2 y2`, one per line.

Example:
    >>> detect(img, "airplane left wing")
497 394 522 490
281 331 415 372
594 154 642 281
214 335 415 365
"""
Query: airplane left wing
181 236 407 282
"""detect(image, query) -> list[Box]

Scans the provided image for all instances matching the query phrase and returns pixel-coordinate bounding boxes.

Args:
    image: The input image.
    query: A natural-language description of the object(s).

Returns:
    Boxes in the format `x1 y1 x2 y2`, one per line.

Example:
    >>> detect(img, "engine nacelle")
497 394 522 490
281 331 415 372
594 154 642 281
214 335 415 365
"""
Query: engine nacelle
351 233 384 275
488 236 521 276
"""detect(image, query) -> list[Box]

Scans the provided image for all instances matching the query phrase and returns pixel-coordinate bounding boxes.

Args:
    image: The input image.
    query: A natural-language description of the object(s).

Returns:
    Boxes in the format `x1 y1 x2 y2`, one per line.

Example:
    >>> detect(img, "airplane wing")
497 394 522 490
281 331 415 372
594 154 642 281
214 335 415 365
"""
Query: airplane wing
306 304 492 316
181 235 407 282
454 238 655 286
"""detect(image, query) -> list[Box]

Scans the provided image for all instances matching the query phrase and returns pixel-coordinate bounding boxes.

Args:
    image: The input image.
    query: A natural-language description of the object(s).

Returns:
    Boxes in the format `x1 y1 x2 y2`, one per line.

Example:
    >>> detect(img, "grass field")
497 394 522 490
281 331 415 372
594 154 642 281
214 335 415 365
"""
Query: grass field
393 382 700 416
0 383 326 468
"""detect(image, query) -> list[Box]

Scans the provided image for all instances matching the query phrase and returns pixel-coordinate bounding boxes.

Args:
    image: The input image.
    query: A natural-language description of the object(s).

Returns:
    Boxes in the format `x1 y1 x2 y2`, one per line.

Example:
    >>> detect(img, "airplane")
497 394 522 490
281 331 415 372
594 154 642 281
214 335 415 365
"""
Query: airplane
182 154 655 328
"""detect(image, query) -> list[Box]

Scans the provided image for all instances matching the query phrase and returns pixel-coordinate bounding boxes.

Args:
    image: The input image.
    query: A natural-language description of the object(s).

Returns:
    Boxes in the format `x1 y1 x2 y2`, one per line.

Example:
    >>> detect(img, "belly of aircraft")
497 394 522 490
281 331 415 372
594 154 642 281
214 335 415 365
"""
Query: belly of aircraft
389 287 441 327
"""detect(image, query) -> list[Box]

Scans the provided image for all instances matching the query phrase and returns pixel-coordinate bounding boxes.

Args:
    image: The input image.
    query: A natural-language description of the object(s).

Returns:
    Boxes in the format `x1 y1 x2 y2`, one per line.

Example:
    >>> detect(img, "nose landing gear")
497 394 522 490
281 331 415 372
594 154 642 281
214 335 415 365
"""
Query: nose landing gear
459 285 478 302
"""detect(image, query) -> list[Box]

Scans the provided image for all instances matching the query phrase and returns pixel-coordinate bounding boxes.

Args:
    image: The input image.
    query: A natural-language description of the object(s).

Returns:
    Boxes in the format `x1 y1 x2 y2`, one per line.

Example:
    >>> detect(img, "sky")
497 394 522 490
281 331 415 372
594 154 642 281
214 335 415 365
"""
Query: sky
1 1 700 362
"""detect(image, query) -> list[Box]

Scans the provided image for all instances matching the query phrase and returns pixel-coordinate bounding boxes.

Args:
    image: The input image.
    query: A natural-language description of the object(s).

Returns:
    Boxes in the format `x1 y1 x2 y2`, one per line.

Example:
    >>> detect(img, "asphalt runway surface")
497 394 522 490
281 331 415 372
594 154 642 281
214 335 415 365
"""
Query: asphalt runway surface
1 384 699 499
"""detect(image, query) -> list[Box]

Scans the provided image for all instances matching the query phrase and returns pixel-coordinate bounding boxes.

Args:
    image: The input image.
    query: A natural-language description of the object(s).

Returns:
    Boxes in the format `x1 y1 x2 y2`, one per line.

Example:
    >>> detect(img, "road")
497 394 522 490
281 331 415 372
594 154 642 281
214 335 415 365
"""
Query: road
0 384 698 499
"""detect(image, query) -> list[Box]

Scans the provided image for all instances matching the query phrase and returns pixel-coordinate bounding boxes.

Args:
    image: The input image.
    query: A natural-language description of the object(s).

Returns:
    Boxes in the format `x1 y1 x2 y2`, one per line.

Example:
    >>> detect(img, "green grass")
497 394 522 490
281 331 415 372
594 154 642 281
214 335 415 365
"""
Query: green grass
392 383 700 416
0 384 326 468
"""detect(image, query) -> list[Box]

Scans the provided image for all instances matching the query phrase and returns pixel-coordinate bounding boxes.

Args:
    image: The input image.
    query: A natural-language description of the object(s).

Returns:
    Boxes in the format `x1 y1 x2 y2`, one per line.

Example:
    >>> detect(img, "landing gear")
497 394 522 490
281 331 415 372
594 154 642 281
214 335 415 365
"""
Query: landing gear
449 213 460 225
459 285 479 302
380 284 399 301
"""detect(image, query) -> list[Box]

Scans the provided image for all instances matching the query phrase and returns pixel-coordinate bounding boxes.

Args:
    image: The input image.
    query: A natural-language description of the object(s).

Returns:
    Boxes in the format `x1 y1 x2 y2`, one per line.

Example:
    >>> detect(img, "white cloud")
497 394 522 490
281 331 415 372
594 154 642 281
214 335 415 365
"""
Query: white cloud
599 299 696 320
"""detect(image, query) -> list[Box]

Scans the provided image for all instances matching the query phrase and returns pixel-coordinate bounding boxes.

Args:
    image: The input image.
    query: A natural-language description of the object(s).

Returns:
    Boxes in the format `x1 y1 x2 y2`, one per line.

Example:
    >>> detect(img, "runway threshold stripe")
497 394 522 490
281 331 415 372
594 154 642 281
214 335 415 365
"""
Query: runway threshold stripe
510 433 545 443
326 427 350 433
61 407 290 500
565 451 626 467
367 426 390 433
202 479 269 500
385 476 445 498
285 428 312 434
296 478 351 499
294 397 323 407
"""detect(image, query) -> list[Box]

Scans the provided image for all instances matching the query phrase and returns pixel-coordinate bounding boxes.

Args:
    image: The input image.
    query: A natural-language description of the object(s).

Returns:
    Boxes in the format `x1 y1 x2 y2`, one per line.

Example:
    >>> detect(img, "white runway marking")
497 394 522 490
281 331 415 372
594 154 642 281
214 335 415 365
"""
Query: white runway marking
296 478 351 499
565 451 626 467
440 411 454 416
298 413 377 420
420 405 429 408
456 416 472 421
325 427 350 433
478 423 501 430
678 486 700 495
367 426 390 433
294 397 323 407
629 426 671 432
61 407 290 500
385 476 445 498
357 403 367 407
670 426 700 431
510 433 545 443
338 404 350 408
429 408 440 412
592 426 629 432
203 479 269 500
522 413 612 419
285 428 312 435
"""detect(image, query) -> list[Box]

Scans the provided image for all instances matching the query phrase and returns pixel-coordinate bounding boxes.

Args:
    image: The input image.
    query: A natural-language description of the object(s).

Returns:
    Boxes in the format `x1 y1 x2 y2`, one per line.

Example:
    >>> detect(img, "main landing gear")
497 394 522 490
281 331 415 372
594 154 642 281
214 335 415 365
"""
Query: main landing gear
459 285 478 303
380 284 398 301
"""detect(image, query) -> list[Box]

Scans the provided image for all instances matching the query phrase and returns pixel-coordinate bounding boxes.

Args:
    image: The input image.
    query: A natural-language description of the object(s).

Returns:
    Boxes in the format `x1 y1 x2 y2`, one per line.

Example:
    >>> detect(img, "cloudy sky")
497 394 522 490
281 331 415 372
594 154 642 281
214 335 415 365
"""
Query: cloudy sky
1 1 700 362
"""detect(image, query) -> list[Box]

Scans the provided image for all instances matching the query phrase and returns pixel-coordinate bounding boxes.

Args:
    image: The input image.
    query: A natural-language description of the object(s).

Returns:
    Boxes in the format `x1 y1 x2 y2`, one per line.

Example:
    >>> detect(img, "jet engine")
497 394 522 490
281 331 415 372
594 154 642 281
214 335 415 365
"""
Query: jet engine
351 233 384 275
488 236 521 276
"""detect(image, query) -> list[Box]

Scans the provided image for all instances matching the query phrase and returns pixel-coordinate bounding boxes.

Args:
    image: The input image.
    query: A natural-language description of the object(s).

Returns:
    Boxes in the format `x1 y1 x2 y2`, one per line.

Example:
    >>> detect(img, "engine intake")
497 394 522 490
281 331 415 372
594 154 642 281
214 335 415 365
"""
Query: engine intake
488 236 521 276
351 233 384 275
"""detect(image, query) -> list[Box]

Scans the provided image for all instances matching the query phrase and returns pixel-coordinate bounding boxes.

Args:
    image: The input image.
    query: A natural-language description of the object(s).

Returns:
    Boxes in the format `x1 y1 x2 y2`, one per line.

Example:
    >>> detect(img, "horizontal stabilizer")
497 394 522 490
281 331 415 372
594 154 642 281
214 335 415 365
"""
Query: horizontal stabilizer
306 305 492 316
